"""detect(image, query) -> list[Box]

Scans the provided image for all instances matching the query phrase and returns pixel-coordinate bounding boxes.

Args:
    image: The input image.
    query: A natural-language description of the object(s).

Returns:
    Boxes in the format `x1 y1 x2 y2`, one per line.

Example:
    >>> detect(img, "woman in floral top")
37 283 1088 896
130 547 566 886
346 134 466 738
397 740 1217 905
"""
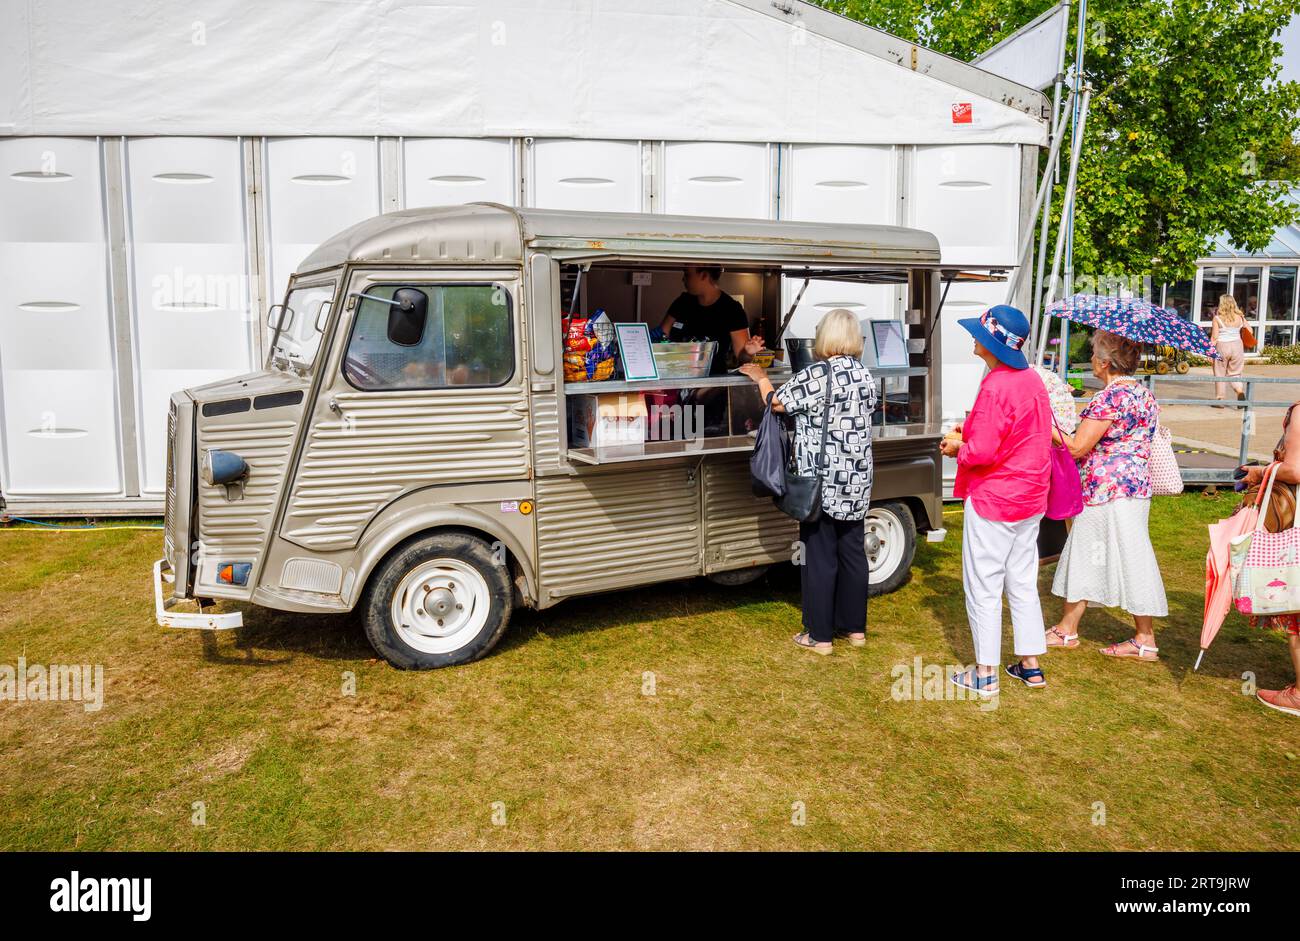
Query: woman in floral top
1047 330 1169 661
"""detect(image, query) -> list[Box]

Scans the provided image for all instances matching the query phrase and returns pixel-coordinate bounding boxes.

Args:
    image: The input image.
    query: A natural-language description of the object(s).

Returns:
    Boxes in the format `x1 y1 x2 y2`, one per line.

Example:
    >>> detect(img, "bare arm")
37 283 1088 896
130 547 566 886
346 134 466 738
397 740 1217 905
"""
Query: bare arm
731 328 764 364
740 365 784 412
1245 414 1300 486
1210 317 1219 343
1058 416 1113 461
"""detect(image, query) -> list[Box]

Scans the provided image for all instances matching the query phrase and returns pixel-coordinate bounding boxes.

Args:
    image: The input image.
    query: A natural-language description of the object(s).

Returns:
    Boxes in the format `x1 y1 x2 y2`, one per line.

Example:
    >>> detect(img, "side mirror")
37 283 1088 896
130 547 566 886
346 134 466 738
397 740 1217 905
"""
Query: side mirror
387 288 427 346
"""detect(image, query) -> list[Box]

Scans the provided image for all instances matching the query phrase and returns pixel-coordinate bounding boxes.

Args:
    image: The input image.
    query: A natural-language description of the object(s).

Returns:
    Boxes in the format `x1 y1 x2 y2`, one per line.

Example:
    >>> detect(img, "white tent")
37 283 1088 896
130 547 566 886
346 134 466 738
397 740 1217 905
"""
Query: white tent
0 0 1049 514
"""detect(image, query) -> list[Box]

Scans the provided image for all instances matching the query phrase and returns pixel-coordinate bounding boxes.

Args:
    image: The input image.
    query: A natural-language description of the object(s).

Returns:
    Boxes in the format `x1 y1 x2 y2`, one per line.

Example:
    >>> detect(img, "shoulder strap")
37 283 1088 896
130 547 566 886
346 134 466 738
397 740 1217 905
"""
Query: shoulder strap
816 361 835 457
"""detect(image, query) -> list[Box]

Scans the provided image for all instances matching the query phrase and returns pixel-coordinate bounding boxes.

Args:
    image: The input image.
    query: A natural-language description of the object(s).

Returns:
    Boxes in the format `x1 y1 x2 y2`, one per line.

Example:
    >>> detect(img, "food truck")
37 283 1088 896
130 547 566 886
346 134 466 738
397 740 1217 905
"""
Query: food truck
154 203 992 668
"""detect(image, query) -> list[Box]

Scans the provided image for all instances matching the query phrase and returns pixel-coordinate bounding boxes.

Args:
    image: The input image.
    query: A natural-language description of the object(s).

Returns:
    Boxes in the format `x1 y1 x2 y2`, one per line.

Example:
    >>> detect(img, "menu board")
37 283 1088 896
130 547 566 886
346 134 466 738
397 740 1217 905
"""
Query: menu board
615 322 659 381
871 320 910 368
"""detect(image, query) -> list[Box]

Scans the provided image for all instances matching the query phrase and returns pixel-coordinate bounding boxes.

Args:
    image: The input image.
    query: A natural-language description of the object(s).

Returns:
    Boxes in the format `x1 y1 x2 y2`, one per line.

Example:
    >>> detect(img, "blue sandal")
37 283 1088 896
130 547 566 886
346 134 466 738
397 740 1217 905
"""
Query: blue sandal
1005 662 1046 689
950 669 1000 698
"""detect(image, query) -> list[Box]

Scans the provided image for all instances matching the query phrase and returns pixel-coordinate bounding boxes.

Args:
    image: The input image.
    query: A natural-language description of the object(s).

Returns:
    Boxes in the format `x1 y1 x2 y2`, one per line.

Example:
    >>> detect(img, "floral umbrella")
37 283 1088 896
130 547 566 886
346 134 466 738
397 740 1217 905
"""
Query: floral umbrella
1045 293 1218 359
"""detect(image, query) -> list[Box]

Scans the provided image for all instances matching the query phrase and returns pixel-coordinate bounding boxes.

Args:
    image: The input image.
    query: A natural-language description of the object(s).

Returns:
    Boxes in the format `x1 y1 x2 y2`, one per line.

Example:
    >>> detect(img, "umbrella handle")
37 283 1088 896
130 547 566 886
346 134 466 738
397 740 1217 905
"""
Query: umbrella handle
1193 649 1205 672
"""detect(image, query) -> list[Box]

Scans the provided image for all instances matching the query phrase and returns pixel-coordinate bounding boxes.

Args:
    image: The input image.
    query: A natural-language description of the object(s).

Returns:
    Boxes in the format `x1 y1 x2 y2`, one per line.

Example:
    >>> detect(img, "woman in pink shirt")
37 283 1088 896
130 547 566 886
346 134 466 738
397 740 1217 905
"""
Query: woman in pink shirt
939 305 1053 697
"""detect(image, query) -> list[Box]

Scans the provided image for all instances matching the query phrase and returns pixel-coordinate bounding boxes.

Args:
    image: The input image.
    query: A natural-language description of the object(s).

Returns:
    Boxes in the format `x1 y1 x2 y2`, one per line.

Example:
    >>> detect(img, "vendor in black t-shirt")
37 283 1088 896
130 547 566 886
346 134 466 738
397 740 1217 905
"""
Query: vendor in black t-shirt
660 265 764 375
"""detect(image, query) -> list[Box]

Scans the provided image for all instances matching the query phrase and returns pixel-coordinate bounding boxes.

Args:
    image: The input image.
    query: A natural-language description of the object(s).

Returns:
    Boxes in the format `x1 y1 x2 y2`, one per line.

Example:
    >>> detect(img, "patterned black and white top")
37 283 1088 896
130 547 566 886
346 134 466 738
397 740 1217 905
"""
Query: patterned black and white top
774 355 878 520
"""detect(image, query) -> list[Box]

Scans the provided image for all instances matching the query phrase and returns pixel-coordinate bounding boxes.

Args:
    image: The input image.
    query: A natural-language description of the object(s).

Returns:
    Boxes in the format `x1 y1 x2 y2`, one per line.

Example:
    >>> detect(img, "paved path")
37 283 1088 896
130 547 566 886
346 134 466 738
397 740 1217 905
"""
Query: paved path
1074 366 1300 464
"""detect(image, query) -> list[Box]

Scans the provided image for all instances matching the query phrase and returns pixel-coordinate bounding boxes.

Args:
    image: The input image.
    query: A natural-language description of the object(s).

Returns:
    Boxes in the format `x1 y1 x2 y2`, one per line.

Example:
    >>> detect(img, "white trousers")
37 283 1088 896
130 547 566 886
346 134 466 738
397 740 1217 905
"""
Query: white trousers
962 499 1047 666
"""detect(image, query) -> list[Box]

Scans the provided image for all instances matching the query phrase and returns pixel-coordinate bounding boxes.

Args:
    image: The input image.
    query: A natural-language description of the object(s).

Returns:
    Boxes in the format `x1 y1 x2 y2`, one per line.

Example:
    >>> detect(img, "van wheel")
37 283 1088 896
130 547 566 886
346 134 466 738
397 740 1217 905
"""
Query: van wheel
362 533 513 669
865 501 916 597
707 565 770 586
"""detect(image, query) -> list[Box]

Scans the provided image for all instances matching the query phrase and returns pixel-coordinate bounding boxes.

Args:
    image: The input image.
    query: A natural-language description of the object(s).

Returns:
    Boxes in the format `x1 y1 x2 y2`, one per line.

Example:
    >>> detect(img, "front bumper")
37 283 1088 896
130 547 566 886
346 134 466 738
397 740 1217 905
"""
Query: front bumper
154 559 243 630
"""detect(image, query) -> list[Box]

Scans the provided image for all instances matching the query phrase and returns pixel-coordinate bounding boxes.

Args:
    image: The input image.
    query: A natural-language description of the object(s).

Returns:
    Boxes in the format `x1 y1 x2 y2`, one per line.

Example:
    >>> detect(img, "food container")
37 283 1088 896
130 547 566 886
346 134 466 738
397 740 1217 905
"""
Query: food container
750 349 776 368
652 341 716 379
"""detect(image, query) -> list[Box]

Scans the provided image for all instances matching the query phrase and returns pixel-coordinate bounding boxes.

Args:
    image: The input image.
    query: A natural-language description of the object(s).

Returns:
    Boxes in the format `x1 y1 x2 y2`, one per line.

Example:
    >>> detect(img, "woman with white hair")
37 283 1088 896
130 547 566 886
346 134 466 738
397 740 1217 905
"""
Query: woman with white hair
741 308 877 655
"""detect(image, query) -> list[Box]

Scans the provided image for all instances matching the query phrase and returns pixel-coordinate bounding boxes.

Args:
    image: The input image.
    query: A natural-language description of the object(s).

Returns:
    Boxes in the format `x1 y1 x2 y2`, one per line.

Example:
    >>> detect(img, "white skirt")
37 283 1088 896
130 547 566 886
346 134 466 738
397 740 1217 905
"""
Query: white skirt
1051 497 1168 617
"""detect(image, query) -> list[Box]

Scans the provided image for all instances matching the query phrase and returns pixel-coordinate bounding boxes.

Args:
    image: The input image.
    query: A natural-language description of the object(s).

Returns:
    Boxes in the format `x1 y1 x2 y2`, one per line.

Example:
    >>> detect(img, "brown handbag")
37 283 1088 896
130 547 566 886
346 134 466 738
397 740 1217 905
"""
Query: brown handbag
1240 323 1257 350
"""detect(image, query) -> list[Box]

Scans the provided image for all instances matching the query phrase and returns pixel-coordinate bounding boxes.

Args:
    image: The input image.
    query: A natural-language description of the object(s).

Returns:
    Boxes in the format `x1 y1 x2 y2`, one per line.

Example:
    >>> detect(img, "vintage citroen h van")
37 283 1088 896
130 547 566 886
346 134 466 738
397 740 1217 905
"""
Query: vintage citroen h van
154 203 969 668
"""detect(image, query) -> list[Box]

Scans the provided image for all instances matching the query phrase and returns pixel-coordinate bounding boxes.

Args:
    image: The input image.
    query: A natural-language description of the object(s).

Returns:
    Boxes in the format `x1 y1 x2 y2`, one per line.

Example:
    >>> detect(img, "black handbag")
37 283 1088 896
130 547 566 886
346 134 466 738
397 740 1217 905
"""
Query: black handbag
774 362 835 523
750 390 791 498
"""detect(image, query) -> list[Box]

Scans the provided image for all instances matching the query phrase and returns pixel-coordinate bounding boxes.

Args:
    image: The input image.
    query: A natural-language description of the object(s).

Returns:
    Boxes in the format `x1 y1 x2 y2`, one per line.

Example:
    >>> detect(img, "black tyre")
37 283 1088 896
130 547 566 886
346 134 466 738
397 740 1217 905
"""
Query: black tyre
865 500 916 597
361 532 513 669
706 565 771 587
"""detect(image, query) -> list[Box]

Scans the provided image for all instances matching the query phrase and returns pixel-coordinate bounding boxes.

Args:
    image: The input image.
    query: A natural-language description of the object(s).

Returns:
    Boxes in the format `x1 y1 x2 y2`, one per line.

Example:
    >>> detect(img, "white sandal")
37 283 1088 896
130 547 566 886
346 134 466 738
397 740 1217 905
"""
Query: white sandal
1099 638 1159 662
1045 626 1079 649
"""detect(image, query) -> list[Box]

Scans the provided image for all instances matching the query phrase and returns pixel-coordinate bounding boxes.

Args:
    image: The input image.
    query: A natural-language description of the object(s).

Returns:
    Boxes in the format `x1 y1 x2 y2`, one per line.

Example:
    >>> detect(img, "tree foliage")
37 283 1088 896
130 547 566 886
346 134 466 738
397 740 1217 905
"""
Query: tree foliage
814 0 1300 282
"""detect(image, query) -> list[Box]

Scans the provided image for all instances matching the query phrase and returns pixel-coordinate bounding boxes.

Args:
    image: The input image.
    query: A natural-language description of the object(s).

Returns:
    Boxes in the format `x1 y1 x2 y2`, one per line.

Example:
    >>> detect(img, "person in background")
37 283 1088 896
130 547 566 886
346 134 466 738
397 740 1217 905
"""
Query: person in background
741 308 876 655
1238 405 1300 717
659 265 764 374
939 305 1052 696
1210 295 1248 406
1047 330 1168 660
1035 364 1080 435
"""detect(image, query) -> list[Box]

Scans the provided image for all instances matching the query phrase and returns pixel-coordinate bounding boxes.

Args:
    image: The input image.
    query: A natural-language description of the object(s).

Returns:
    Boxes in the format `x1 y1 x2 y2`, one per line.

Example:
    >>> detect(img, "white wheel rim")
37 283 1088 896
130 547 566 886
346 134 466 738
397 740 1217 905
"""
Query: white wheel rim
390 558 491 654
864 508 906 580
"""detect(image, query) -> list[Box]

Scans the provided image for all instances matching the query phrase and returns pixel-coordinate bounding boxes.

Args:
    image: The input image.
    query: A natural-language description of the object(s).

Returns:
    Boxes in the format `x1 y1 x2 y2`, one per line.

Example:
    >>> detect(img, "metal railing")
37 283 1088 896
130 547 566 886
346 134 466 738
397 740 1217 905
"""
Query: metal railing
1067 371 1300 481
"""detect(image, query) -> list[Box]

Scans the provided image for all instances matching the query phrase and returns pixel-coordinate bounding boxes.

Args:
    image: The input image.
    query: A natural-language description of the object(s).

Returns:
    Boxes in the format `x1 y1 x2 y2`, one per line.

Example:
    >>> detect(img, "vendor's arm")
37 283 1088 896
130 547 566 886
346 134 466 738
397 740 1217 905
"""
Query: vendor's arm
731 330 765 364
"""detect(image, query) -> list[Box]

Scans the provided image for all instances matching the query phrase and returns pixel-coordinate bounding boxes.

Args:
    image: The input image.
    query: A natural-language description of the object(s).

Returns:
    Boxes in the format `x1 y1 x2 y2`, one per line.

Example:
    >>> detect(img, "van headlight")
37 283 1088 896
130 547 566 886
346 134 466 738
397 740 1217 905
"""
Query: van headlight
200 449 249 487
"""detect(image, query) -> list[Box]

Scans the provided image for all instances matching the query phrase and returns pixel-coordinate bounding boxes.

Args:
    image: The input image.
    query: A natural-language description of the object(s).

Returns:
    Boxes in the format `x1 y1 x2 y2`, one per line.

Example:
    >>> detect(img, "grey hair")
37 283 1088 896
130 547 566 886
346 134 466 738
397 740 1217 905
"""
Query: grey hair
1091 329 1139 374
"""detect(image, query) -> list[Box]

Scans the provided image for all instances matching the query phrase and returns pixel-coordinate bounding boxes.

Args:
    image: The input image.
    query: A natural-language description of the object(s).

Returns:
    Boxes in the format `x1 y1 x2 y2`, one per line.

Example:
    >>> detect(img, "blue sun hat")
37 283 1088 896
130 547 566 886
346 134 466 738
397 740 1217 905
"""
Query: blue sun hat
959 304 1030 370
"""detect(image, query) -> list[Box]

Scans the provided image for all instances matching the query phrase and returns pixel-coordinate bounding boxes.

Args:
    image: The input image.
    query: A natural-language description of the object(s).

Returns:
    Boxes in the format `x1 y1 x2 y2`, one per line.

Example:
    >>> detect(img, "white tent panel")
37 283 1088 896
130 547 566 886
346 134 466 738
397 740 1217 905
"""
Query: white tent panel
780 143 899 340
785 144 897 225
938 281 1009 423
0 137 121 495
403 138 516 209
911 144 1021 265
0 1 1047 147
264 138 380 303
528 139 642 212
126 137 254 494
663 142 770 219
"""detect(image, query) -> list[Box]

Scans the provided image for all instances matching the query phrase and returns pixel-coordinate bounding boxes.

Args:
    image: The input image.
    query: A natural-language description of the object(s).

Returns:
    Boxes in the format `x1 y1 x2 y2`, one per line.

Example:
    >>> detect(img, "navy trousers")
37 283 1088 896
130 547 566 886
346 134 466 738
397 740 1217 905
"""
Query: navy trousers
798 513 869 643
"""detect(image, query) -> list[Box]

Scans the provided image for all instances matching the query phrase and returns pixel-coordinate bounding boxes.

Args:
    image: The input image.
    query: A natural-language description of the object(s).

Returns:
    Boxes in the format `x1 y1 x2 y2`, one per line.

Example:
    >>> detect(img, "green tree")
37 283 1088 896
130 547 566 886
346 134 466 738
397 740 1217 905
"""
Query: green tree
815 0 1300 282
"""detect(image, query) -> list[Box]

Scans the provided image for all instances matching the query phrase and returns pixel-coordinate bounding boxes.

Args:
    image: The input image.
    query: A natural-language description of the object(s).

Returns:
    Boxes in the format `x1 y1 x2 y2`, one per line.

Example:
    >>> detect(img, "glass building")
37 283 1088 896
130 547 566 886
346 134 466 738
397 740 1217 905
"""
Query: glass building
1154 188 1300 348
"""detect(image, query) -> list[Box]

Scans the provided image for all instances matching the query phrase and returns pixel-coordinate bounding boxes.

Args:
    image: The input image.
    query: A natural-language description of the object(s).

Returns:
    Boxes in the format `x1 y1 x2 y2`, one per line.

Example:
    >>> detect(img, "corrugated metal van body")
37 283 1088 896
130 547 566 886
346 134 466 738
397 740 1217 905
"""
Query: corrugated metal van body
189 375 310 600
702 456 798 572
534 463 702 603
281 386 531 551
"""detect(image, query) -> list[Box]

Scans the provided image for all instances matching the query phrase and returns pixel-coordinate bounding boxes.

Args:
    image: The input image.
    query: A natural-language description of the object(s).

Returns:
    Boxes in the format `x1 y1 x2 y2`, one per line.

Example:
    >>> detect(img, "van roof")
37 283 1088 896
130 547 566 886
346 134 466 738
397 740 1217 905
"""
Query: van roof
296 202 942 274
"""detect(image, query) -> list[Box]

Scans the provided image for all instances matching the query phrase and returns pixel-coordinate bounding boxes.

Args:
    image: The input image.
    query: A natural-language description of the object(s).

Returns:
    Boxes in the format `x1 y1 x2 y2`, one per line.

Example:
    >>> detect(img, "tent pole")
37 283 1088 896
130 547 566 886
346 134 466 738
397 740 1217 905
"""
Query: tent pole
1017 88 1074 352
1006 90 1073 305
1028 1 1072 361
1035 85 1091 365
1058 0 1089 377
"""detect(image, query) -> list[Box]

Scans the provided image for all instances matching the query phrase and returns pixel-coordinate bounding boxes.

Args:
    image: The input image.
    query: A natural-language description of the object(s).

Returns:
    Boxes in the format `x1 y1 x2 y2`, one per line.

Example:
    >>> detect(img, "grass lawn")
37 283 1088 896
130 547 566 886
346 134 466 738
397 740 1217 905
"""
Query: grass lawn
0 491 1296 851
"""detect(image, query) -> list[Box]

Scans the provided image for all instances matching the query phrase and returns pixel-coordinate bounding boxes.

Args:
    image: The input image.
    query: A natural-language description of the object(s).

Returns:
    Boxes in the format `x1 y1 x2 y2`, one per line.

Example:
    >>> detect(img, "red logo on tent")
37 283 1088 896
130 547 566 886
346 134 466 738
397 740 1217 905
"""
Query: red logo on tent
951 102 972 124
